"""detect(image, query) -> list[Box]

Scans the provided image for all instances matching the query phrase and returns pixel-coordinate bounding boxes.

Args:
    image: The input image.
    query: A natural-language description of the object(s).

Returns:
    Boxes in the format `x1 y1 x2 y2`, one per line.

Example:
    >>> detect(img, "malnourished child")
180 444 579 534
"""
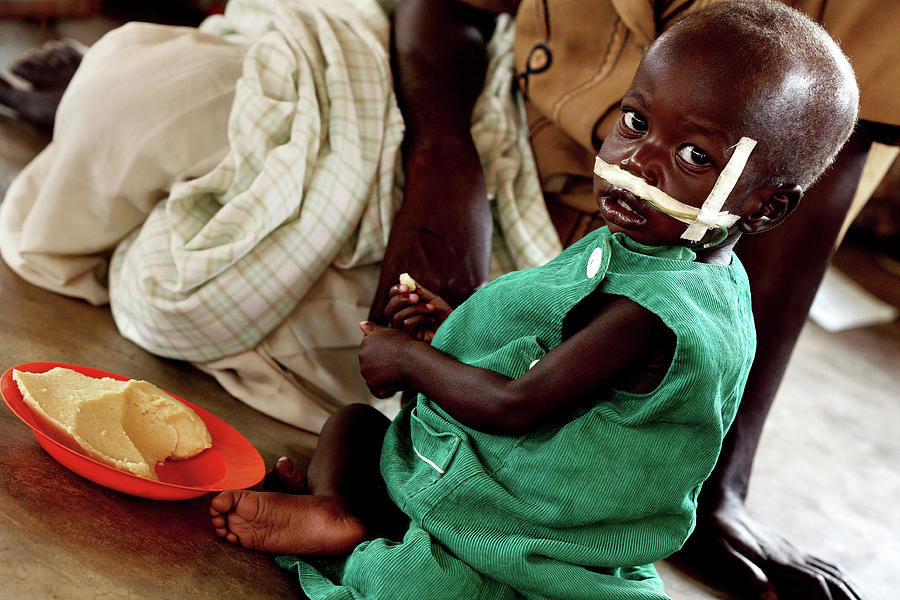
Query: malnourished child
210 2 859 598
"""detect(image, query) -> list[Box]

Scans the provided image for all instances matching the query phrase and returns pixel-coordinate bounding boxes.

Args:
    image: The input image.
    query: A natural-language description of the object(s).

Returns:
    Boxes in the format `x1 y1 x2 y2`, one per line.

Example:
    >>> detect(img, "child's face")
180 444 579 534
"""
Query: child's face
594 43 761 248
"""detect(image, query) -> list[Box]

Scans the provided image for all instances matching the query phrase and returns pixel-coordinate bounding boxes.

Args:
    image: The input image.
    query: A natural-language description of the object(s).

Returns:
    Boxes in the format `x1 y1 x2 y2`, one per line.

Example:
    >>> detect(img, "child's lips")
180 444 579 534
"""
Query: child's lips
599 185 648 227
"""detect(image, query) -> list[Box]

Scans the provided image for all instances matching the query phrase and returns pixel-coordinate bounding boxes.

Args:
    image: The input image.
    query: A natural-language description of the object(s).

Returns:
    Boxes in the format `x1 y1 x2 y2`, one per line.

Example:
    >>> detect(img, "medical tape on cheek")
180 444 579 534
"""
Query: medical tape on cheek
593 136 758 242
592 157 698 223
681 136 757 241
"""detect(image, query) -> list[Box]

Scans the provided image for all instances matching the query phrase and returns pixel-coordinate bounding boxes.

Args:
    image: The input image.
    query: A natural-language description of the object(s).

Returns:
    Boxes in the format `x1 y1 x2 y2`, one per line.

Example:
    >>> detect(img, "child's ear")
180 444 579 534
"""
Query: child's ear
738 184 802 234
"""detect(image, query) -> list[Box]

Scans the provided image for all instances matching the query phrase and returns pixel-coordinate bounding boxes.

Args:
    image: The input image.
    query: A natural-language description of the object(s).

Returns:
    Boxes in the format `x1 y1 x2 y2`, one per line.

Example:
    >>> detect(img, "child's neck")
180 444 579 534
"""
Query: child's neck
693 236 739 265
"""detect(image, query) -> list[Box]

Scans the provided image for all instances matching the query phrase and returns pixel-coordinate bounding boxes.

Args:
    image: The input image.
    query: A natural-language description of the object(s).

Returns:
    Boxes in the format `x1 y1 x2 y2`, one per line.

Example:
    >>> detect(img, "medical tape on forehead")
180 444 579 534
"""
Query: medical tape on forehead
593 136 757 242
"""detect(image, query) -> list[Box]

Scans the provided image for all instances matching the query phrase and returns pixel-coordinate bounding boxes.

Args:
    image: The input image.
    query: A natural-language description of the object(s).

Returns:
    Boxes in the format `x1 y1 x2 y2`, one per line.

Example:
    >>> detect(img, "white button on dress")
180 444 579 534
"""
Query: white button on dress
586 247 603 278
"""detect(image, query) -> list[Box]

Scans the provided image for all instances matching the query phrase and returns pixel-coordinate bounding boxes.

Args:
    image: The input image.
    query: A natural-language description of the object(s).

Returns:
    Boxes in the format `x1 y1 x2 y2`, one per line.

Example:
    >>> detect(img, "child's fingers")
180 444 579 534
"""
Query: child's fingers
390 281 446 309
389 283 417 298
400 314 435 335
390 303 434 329
407 283 453 314
385 293 422 321
409 282 438 301
386 291 418 309
391 280 434 302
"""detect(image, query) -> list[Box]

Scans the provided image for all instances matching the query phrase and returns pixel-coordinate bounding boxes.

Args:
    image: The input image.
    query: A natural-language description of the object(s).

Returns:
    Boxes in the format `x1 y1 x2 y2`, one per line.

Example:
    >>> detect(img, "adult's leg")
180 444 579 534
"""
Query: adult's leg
0 23 245 303
678 121 897 599
210 404 409 555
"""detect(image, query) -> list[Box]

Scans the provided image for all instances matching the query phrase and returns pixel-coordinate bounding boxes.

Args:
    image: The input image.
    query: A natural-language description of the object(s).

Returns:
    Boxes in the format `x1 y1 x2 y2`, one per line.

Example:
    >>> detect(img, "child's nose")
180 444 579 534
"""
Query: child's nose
620 142 665 186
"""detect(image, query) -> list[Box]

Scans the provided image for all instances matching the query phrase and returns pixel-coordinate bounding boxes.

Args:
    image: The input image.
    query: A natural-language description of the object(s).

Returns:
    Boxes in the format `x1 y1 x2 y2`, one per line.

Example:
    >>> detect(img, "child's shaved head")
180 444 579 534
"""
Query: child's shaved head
656 0 859 190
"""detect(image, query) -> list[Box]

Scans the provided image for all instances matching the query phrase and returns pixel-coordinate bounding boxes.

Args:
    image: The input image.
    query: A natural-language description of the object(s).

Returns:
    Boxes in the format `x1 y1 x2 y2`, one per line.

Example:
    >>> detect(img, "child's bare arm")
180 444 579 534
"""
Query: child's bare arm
359 295 672 434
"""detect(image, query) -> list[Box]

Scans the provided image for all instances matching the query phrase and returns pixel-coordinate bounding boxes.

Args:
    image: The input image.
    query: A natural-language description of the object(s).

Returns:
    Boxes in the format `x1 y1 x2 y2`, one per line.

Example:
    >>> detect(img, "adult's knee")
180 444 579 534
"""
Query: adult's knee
53 22 244 192
54 23 157 137
56 22 242 144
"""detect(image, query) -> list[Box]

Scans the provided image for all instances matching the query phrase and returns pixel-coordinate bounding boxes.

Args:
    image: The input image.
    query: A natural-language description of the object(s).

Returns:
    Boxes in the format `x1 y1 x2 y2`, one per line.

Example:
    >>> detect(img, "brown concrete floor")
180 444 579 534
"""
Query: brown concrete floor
2 15 899 600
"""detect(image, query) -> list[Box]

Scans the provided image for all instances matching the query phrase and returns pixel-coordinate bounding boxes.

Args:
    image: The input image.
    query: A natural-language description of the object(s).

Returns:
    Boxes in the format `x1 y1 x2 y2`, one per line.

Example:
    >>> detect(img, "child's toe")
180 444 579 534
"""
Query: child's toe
210 490 237 514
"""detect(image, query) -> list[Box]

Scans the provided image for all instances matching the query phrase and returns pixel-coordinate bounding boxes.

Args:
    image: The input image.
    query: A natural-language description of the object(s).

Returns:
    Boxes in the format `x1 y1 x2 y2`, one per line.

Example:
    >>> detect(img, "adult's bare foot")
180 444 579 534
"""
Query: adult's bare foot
210 490 367 556
673 493 864 600
0 40 84 134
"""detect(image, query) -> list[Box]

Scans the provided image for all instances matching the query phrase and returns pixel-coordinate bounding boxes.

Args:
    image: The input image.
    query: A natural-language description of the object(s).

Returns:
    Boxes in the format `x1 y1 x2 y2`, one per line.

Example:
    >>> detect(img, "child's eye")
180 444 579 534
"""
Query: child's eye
622 110 648 133
677 144 711 167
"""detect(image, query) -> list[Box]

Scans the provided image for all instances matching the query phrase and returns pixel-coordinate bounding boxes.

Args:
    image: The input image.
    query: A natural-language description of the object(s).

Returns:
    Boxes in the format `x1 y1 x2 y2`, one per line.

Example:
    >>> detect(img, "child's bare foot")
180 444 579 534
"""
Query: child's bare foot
0 40 84 133
263 456 309 494
209 490 367 555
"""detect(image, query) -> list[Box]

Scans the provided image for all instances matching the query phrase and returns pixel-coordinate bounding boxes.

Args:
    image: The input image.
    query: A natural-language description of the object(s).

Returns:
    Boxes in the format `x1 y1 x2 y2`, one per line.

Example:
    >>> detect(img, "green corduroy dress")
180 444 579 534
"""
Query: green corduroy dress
279 227 756 599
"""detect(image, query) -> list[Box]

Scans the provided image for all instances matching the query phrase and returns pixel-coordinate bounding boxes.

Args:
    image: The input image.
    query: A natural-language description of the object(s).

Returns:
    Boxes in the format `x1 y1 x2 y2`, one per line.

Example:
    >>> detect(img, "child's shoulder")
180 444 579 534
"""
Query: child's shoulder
601 233 754 345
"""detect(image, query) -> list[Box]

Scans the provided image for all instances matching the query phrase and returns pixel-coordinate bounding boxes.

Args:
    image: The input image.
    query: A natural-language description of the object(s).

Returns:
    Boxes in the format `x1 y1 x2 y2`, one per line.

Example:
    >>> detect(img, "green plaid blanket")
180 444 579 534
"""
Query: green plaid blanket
109 0 560 361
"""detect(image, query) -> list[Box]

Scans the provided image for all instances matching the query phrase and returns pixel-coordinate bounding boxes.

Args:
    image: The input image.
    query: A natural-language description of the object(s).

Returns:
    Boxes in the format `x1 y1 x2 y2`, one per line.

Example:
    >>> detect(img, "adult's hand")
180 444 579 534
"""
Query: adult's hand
369 0 507 322
676 493 864 600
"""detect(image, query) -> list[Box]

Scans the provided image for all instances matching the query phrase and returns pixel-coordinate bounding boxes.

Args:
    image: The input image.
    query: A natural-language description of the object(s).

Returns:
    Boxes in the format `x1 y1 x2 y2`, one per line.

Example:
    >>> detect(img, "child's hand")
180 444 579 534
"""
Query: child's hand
385 280 453 343
358 321 417 398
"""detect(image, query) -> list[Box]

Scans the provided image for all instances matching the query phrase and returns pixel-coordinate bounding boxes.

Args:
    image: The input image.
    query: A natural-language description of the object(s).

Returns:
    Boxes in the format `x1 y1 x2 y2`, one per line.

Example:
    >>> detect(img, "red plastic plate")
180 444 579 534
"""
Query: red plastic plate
1 362 265 500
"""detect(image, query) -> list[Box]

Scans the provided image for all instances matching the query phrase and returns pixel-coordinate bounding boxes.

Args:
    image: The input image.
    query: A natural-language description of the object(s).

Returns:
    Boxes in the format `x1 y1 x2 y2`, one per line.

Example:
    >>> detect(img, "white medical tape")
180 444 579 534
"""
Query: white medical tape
681 137 757 241
593 157 740 235
592 135 757 242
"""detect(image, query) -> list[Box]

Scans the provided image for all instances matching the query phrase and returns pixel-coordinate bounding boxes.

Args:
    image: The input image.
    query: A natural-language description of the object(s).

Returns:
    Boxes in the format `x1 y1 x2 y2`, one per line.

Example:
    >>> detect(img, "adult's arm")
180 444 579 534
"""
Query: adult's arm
369 0 519 321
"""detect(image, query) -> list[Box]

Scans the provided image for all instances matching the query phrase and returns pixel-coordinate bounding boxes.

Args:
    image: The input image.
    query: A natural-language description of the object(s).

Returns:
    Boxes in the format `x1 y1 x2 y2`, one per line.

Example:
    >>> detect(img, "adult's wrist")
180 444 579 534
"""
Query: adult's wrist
400 139 489 211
